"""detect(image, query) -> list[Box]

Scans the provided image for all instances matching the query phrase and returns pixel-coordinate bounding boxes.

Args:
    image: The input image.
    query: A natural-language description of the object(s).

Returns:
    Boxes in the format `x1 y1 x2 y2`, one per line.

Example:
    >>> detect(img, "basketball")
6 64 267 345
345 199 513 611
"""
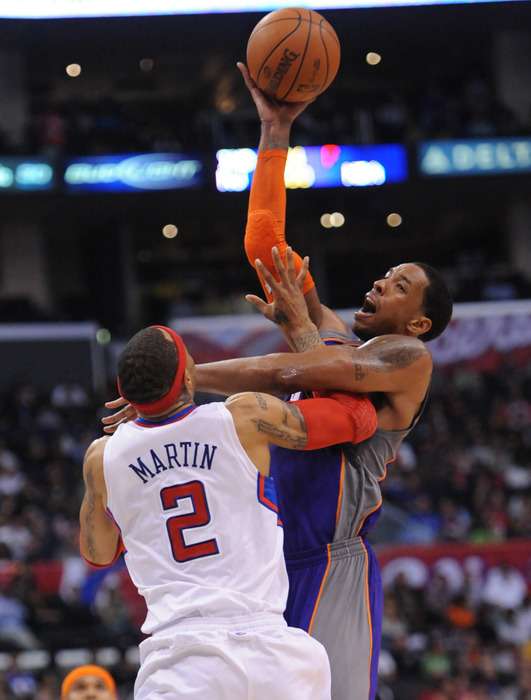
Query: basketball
246 7 341 102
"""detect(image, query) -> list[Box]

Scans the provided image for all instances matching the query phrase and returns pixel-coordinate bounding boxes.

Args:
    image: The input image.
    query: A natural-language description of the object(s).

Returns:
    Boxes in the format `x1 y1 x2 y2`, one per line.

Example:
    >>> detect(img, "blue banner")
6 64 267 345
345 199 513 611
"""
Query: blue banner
64 153 204 192
216 143 408 192
0 158 55 192
418 138 531 177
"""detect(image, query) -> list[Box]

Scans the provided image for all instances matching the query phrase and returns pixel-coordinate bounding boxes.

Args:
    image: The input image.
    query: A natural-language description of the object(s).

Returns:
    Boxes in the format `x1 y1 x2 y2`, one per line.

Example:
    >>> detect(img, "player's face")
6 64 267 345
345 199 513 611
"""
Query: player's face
352 263 429 341
65 675 115 700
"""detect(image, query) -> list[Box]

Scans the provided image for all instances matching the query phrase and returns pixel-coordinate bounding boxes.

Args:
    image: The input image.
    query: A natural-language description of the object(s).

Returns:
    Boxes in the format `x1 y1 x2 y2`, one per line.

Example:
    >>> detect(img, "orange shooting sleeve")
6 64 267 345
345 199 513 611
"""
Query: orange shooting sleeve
292 392 377 450
245 149 315 302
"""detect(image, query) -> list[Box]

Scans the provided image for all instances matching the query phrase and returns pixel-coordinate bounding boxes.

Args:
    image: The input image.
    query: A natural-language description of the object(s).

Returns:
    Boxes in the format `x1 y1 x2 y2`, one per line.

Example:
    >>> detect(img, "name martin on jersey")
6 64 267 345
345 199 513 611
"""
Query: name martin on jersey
129 441 218 483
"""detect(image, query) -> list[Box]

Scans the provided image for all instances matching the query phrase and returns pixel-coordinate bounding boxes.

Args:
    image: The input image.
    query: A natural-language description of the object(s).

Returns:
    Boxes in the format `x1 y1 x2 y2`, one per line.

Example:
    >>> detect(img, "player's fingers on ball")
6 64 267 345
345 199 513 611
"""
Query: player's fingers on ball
237 62 255 87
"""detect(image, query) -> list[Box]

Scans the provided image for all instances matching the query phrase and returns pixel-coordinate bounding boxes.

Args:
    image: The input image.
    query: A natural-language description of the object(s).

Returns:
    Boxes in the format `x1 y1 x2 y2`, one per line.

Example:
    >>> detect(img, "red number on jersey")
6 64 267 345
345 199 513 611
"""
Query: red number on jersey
161 481 219 562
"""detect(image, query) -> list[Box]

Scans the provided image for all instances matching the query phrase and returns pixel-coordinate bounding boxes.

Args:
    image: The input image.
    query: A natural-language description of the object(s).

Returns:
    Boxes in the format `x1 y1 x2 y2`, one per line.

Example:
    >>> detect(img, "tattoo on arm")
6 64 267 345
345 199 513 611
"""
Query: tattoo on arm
265 135 289 150
251 414 307 449
254 392 268 411
82 469 98 561
272 306 323 353
273 309 289 325
284 402 306 432
354 363 365 381
374 338 426 370
350 337 426 376
293 329 324 353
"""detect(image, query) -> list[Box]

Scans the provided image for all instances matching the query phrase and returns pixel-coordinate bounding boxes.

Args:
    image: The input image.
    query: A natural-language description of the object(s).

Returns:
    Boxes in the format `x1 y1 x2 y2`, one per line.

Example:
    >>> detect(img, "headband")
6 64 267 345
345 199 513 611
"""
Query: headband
118 325 187 416
61 665 115 698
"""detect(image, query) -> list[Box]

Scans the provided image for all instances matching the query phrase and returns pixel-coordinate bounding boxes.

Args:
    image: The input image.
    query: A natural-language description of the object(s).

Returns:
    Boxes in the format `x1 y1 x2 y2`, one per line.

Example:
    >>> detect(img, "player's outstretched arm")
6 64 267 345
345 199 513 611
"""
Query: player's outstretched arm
239 62 325 329
225 389 377 475
196 334 432 417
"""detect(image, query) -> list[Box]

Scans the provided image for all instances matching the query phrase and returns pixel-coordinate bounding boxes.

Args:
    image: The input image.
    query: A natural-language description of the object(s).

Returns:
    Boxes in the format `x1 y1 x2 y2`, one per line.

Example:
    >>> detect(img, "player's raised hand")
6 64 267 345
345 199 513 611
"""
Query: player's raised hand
246 247 313 328
237 62 313 125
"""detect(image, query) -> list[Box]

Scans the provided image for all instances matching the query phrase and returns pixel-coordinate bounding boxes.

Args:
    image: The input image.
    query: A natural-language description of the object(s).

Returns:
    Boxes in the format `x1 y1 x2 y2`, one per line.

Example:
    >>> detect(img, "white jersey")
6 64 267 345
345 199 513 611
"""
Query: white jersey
103 402 288 635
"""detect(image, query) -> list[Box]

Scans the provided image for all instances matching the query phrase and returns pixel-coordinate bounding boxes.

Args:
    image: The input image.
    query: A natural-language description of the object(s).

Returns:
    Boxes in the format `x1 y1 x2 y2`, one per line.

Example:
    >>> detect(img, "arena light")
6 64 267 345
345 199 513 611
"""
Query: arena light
1 0 527 19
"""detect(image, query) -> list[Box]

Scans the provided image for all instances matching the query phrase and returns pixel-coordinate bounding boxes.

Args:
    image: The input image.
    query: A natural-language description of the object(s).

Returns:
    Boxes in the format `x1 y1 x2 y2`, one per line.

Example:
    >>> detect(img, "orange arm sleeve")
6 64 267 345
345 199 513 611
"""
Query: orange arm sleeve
292 393 377 450
245 150 314 302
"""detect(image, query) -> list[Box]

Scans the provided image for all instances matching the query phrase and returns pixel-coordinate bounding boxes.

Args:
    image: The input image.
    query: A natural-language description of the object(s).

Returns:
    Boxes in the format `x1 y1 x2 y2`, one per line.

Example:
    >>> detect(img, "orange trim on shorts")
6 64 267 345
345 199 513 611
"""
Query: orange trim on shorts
308 543 332 635
335 452 345 528
360 537 374 699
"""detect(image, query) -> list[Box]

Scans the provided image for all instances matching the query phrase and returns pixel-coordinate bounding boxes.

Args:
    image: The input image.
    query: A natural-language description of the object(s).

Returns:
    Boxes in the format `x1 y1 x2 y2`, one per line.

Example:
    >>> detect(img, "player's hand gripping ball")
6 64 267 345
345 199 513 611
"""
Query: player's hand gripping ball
246 7 341 102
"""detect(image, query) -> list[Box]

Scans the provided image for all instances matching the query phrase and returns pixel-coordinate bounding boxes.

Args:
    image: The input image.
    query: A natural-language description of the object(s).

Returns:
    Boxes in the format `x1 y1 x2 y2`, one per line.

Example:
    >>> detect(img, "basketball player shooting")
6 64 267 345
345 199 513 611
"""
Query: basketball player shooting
192 62 454 700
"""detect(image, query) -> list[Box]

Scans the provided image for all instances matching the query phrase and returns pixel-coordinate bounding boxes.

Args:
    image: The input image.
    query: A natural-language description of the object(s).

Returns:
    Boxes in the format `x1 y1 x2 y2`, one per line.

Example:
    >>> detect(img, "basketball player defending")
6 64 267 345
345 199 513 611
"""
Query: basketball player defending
82 326 377 700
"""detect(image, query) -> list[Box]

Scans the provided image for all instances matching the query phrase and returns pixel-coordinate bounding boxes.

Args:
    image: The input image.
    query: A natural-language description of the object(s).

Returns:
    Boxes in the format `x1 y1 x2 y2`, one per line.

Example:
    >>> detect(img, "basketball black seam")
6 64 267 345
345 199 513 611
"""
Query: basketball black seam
255 12 303 86
277 9 312 101
319 19 330 92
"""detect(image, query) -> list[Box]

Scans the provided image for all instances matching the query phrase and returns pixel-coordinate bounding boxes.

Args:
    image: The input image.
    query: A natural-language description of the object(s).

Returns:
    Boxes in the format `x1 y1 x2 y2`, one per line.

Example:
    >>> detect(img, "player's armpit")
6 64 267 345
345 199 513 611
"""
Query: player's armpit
292 393 377 450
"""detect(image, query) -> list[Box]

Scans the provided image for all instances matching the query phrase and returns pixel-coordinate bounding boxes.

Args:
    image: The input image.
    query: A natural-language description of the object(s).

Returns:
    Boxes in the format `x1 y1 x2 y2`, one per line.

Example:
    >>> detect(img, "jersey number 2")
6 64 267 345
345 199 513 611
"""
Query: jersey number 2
161 481 219 563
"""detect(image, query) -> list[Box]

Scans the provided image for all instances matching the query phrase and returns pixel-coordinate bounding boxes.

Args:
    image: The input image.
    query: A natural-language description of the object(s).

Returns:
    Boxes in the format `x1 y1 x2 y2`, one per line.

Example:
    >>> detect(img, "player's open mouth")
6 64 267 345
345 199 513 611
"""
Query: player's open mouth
360 295 376 314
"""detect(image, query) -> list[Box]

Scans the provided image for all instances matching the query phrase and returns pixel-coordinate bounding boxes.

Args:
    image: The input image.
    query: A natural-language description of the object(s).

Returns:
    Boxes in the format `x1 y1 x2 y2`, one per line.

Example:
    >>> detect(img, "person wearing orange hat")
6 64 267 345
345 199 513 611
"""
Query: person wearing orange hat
60 665 117 699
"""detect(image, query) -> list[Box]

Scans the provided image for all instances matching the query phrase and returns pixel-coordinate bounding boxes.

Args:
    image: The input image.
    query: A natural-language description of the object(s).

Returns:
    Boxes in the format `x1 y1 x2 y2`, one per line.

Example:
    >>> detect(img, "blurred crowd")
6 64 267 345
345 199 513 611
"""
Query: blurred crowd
0 66 527 159
0 348 529 699
377 354 531 699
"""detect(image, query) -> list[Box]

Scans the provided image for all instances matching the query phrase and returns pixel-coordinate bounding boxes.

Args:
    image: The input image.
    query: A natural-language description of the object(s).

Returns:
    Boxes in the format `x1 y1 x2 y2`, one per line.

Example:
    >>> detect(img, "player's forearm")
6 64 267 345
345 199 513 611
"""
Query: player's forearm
258 117 292 151
196 356 289 396
196 344 351 396
196 339 428 397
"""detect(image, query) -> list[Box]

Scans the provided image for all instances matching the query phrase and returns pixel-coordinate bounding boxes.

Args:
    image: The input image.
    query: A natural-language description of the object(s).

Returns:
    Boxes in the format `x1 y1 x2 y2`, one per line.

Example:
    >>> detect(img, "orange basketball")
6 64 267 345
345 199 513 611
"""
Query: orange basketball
246 7 340 102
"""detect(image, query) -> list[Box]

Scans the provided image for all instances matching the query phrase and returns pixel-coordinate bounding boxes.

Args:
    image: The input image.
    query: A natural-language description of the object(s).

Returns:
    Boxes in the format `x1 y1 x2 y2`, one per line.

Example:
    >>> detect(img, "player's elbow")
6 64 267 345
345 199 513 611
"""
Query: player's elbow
274 364 307 394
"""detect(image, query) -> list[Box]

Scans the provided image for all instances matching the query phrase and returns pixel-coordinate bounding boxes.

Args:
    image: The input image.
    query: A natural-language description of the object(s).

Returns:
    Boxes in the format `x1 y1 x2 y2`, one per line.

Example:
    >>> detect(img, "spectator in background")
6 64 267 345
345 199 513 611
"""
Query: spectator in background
0 585 41 651
482 562 528 611
5 655 37 700
60 665 117 700
445 593 477 631
399 493 443 543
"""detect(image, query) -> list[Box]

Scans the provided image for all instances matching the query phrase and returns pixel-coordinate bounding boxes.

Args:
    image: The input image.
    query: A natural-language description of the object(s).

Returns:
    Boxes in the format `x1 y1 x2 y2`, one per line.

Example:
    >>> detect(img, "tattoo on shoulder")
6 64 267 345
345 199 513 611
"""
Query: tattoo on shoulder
371 337 427 371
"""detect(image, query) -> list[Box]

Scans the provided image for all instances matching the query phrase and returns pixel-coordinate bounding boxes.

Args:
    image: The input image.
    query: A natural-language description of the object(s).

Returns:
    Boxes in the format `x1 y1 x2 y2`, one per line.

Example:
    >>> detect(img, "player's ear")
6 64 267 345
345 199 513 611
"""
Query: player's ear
183 368 194 390
407 315 431 337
